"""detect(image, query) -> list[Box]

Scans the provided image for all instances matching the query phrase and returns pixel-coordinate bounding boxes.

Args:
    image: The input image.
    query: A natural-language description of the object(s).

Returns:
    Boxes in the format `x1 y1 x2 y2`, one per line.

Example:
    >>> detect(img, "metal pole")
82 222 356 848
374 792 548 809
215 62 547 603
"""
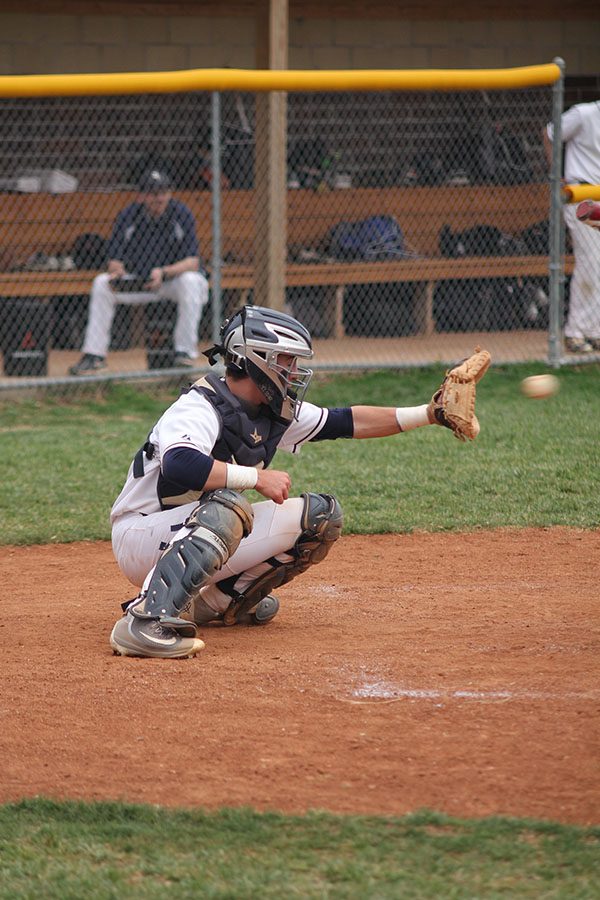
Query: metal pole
548 57 565 368
211 90 222 344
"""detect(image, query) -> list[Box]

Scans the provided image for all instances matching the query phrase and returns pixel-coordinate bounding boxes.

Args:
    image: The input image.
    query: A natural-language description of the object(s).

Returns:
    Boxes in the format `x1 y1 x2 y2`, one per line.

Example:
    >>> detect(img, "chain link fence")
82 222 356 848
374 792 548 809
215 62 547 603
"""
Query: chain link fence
0 67 572 392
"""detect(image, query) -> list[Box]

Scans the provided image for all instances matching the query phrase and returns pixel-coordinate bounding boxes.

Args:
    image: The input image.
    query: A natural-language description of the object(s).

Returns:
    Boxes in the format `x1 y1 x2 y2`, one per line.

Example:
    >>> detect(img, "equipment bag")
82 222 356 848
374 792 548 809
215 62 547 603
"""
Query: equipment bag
1 298 51 376
328 215 407 260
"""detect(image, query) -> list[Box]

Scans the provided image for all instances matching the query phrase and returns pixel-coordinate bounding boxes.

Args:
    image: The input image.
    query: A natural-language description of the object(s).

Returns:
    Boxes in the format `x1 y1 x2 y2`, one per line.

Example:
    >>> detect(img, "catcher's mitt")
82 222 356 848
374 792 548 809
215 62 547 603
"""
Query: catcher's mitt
427 348 491 441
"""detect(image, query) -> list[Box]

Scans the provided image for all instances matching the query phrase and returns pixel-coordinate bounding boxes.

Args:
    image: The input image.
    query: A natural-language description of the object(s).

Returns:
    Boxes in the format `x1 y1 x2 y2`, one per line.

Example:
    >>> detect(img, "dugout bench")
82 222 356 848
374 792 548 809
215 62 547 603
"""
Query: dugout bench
0 183 571 373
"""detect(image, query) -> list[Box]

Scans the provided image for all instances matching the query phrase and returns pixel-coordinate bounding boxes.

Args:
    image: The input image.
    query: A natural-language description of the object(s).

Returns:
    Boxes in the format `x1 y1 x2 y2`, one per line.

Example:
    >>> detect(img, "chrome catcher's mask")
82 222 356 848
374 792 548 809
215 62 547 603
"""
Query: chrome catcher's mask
204 305 314 423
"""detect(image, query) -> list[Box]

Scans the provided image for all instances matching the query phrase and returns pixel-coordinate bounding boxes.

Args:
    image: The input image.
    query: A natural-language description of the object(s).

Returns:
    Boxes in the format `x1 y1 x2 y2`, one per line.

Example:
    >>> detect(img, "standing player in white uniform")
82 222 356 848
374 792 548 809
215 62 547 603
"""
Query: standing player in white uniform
110 305 457 659
545 100 600 353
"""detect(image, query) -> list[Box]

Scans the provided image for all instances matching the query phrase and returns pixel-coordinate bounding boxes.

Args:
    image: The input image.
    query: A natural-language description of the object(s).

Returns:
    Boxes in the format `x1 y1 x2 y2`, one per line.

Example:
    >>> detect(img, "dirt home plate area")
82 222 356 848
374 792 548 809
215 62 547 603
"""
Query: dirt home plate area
2 529 598 825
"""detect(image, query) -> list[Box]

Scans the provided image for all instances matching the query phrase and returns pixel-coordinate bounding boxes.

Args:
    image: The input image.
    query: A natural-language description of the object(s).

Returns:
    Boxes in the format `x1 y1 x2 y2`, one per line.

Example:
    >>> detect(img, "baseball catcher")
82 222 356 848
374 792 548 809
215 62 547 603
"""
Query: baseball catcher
109 305 491 659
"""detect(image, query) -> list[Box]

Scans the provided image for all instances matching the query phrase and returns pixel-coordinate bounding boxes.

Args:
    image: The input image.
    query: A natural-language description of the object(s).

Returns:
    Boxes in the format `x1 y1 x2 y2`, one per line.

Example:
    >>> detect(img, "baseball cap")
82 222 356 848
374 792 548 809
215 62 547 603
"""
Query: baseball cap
138 169 172 192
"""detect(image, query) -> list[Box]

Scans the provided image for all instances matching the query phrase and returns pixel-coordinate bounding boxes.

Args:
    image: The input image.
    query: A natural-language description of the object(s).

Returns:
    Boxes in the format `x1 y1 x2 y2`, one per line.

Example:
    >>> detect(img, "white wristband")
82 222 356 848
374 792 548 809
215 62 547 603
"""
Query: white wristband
395 404 431 432
225 463 259 491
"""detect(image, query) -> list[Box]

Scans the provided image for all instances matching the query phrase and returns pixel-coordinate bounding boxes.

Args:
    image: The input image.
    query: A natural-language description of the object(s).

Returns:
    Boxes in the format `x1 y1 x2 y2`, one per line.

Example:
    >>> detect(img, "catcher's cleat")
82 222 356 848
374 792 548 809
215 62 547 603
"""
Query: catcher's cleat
110 611 205 659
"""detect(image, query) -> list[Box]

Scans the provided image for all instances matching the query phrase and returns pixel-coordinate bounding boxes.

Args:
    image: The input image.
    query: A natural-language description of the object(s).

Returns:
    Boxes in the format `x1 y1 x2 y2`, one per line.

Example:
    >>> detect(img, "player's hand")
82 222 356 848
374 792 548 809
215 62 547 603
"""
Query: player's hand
255 469 291 504
145 267 163 291
107 261 126 279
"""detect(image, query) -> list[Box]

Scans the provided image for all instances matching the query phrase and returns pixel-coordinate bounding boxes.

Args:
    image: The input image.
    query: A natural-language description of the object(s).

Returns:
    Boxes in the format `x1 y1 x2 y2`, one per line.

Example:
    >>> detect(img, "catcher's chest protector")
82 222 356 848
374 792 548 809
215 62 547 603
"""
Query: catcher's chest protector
191 374 287 468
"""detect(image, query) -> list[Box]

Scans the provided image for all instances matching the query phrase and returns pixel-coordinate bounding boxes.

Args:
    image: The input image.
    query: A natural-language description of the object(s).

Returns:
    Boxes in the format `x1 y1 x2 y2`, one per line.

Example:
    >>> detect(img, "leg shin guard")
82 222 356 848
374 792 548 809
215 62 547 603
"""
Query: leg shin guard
132 489 253 631
223 492 343 624
294 491 344 570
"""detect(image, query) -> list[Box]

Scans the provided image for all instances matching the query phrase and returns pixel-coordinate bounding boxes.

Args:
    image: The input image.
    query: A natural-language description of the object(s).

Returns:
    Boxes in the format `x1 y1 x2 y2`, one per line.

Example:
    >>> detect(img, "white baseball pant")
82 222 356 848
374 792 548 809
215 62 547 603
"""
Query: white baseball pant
564 204 600 341
82 271 209 359
111 497 305 615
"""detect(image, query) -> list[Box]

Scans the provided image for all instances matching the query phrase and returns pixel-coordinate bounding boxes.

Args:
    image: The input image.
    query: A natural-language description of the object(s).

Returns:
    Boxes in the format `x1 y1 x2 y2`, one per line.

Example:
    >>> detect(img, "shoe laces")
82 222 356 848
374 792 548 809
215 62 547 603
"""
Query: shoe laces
144 619 175 639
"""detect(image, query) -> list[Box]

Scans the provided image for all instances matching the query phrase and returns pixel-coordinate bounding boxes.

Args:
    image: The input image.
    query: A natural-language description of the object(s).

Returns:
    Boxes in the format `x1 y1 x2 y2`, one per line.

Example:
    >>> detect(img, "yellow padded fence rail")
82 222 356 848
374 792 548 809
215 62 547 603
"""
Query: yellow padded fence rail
563 184 600 203
0 63 561 97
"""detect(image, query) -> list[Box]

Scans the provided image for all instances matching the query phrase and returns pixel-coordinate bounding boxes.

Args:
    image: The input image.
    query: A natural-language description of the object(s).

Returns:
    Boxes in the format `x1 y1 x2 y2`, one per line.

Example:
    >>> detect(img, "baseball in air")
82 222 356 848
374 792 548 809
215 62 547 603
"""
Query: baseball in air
520 373 560 399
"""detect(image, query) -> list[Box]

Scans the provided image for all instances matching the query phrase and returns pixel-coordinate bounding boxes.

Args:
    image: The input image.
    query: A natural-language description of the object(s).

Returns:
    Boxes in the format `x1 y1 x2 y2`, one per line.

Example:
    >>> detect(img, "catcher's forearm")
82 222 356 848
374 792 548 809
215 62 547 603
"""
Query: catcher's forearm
351 404 430 438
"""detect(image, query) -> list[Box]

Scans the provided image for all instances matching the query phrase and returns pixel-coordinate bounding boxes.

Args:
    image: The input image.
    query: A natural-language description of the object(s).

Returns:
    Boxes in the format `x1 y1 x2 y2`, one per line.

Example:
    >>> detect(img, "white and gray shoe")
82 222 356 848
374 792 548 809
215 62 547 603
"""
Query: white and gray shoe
110 612 205 659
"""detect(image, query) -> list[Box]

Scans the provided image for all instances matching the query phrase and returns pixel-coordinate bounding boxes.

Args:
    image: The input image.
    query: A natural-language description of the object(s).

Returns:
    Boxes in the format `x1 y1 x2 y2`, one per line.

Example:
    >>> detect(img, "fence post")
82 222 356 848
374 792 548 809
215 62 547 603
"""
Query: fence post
211 90 222 344
548 57 565 368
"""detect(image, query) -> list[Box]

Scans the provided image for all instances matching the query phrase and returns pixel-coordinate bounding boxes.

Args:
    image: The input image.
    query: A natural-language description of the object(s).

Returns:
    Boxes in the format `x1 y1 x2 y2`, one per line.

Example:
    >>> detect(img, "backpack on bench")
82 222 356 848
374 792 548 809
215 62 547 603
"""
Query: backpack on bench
328 215 409 261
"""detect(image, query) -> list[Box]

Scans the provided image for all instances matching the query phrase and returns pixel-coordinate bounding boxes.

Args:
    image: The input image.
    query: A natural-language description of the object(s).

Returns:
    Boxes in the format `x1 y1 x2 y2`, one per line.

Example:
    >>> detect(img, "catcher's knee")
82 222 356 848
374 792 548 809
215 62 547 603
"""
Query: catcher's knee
134 489 253 624
185 488 254 547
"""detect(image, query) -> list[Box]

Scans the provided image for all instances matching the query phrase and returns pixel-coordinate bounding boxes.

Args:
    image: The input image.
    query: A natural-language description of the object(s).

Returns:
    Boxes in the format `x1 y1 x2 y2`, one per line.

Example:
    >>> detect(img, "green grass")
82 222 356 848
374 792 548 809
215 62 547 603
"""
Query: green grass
1 364 599 544
0 800 598 899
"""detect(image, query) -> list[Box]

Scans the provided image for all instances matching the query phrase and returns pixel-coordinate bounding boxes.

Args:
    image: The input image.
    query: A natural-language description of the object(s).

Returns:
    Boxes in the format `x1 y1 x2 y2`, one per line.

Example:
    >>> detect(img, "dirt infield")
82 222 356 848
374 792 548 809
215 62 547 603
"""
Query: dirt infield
2 529 598 825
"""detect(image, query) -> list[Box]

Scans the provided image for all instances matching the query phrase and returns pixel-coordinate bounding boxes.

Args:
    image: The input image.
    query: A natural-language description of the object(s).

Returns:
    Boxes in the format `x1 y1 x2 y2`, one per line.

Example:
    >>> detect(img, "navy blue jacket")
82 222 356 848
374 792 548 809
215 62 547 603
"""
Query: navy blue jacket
107 199 200 278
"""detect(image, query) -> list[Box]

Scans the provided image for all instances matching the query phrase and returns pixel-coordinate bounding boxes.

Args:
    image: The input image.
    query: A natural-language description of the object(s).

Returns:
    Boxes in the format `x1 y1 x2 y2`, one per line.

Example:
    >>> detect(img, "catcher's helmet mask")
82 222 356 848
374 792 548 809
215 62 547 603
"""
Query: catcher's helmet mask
204 306 314 422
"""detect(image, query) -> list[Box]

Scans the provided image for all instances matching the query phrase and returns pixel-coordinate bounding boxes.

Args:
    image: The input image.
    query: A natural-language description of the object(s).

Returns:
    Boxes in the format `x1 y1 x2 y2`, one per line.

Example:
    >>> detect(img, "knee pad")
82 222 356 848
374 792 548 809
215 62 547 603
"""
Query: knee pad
133 489 253 628
185 487 254 549
222 492 342 625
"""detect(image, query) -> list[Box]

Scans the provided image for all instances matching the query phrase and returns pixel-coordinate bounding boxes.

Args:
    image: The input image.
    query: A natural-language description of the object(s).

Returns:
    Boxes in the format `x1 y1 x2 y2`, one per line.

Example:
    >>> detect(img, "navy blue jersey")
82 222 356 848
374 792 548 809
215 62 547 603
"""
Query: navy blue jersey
107 199 200 278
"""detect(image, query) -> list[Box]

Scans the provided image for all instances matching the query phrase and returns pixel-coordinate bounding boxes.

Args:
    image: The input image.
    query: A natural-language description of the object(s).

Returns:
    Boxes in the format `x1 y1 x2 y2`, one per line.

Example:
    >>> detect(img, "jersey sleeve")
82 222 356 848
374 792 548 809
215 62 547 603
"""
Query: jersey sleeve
154 391 221 459
277 401 328 454
560 104 584 142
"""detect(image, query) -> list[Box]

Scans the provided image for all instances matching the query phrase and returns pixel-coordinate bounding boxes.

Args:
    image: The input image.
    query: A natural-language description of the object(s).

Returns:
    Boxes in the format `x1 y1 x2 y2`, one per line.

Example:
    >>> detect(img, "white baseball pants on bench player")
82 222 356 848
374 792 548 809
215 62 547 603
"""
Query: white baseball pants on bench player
82 271 209 360
111 497 305 616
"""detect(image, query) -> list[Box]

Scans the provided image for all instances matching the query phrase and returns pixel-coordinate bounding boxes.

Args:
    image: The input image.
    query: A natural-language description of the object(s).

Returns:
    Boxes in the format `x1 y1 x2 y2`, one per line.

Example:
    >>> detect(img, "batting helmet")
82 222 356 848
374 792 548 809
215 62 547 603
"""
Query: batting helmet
205 305 314 422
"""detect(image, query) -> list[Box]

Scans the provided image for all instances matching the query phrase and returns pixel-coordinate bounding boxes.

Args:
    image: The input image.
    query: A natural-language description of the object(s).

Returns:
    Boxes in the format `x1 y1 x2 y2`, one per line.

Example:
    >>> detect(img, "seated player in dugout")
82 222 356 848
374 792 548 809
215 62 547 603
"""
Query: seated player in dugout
69 169 209 376
110 305 490 659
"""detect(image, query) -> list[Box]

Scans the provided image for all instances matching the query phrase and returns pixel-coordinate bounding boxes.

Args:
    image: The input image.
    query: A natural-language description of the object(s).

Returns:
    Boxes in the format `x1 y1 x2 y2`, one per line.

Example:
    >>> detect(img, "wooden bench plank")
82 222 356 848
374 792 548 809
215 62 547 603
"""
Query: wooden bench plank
0 267 254 296
285 256 563 285
0 255 571 298
0 255 573 342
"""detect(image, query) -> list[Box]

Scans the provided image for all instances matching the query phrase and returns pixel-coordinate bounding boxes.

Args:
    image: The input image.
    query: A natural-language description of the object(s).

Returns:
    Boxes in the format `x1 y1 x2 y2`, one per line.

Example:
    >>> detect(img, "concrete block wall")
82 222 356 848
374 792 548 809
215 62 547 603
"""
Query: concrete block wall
0 13 597 77
0 10 595 193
